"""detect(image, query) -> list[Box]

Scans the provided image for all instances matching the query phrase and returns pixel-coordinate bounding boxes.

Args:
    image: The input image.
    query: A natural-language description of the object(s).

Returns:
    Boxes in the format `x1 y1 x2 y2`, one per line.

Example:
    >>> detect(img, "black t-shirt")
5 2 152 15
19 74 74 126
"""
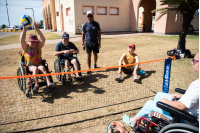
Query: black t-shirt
55 41 77 59
82 21 100 43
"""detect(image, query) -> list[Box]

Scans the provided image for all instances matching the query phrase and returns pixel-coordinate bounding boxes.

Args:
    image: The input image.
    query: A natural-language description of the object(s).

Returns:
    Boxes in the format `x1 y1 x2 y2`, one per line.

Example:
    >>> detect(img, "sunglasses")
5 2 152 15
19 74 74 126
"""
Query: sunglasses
192 59 199 64
87 15 93 18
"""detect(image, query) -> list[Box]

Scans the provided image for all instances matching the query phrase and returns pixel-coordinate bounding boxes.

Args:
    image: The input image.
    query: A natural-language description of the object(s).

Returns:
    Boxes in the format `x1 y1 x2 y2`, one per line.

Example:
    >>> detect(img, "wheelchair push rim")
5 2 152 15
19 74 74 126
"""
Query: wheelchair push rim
17 66 26 94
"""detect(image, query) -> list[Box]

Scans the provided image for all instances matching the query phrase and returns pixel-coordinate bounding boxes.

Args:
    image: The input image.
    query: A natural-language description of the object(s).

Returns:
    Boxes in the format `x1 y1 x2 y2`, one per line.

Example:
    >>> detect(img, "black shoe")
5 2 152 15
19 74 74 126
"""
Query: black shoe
66 78 72 83
87 71 91 75
93 64 97 68
76 76 83 82
33 86 39 95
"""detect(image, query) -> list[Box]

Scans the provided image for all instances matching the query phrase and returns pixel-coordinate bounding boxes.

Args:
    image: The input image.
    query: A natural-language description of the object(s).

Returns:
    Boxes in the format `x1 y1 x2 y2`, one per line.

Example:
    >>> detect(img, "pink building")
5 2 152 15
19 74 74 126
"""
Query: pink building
42 0 196 34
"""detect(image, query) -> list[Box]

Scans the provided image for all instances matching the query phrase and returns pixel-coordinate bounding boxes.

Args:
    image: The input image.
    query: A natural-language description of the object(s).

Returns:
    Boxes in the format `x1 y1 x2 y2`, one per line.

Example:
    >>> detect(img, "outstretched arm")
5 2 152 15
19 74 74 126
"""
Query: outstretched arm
20 26 28 51
34 22 45 49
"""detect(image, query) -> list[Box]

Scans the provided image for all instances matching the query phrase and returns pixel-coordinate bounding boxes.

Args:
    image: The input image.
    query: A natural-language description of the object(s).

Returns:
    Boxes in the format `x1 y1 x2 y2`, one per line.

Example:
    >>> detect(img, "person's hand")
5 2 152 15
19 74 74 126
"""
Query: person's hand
64 50 71 55
34 22 39 30
23 26 28 30
172 93 183 99
69 49 74 54
111 121 129 133
82 45 85 50
98 45 101 49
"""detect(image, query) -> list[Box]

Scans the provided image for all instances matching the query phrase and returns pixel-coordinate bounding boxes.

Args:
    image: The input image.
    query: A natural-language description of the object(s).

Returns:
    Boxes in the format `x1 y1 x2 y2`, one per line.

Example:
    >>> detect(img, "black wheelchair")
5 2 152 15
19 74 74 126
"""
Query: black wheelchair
54 53 82 85
17 51 55 99
132 88 199 133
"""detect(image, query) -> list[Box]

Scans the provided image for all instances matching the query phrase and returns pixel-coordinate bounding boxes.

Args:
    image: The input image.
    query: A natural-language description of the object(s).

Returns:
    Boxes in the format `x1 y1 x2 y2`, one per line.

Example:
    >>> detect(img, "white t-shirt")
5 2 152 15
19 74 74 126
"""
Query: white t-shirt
179 79 199 123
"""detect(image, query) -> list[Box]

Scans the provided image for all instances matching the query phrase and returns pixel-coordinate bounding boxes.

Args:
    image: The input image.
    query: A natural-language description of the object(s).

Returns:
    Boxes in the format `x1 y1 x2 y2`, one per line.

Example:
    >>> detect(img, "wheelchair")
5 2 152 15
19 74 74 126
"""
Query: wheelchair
132 88 199 133
54 53 82 85
17 51 55 99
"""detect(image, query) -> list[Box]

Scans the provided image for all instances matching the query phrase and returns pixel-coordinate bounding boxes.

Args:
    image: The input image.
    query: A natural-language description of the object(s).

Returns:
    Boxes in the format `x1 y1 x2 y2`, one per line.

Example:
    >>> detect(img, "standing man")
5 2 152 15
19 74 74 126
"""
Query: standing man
82 11 101 75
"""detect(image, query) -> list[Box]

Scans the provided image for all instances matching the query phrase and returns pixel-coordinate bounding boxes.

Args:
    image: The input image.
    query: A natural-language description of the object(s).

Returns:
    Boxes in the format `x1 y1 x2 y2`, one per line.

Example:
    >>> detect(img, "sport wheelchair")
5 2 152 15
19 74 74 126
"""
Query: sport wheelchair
17 51 55 99
54 53 82 85
132 88 199 133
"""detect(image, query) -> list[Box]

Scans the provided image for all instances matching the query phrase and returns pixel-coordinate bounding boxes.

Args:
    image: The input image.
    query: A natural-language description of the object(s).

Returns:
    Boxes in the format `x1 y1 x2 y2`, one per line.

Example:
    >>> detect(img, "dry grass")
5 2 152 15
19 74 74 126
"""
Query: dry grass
0 30 61 46
0 34 199 133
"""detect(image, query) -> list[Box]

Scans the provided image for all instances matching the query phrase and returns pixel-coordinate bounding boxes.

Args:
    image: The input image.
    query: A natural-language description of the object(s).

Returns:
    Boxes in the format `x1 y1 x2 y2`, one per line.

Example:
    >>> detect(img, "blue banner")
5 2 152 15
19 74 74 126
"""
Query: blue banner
162 57 172 93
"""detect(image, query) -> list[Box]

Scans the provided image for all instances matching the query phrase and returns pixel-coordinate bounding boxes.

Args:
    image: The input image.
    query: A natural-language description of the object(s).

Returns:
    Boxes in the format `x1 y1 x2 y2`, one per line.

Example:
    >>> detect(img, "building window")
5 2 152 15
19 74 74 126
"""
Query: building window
97 7 107 15
83 6 94 15
56 11 59 16
110 7 119 15
175 13 183 23
66 8 71 16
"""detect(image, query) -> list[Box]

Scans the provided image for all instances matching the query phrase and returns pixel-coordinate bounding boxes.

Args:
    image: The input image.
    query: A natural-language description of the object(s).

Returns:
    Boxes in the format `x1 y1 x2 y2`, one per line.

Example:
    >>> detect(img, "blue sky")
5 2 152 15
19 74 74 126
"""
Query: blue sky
0 0 43 26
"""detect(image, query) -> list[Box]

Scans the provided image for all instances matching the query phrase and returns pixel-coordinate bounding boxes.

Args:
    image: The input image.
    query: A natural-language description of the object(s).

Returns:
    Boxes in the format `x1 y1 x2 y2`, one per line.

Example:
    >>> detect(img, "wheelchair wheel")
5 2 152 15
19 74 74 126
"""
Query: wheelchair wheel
54 59 62 81
159 123 199 133
17 66 26 94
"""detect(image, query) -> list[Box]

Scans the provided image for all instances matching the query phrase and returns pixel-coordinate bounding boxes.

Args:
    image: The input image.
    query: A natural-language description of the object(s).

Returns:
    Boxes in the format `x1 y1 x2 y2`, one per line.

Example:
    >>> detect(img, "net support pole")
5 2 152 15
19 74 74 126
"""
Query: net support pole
162 57 172 93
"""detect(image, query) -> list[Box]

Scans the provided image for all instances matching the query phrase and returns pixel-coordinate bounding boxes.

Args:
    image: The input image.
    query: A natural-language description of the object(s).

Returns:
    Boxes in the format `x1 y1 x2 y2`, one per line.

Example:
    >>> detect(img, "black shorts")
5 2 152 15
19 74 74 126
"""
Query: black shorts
60 57 76 66
122 65 136 74
86 43 99 54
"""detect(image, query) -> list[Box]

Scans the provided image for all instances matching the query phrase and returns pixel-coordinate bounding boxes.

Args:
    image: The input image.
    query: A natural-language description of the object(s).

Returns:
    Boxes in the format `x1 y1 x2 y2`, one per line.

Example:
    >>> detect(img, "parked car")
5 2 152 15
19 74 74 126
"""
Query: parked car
14 25 23 31
39 25 44 29
6 26 16 31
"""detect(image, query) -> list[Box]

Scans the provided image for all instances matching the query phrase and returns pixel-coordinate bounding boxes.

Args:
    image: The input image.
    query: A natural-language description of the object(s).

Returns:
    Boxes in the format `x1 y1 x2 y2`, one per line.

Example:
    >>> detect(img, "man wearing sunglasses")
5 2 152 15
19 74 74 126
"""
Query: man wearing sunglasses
82 11 101 75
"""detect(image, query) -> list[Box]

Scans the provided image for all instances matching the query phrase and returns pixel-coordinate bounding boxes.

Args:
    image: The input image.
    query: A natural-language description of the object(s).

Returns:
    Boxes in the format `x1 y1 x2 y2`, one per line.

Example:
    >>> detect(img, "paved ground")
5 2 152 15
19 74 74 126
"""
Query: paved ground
0 29 198 51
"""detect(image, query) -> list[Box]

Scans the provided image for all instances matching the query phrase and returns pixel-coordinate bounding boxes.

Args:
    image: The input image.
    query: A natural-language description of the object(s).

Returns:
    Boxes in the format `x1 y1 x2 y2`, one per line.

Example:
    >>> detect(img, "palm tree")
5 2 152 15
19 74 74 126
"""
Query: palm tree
152 0 199 53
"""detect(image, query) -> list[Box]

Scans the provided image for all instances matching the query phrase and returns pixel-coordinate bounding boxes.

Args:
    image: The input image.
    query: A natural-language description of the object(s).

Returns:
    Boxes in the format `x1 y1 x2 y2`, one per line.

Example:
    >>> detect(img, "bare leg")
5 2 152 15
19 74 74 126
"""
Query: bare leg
71 59 80 78
87 53 92 68
93 52 98 65
130 115 140 126
38 65 51 86
28 66 39 87
65 60 71 79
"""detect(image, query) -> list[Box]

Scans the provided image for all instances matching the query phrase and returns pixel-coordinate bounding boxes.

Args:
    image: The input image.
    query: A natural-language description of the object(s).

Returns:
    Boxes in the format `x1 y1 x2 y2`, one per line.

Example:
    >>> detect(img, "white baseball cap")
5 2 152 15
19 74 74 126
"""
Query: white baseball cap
87 11 93 16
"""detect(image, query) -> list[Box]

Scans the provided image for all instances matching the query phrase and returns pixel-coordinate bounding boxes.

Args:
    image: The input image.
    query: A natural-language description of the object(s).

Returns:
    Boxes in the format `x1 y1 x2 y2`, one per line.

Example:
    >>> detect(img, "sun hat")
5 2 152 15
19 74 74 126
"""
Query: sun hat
29 34 39 42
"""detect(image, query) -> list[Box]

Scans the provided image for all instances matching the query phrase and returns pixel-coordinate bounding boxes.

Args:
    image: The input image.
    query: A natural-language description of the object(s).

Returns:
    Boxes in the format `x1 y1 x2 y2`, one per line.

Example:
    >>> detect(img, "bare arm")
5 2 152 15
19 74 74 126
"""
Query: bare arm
82 31 85 44
97 30 101 49
118 53 126 75
160 98 187 110
20 26 28 51
54 50 71 56
133 55 140 75
34 22 45 49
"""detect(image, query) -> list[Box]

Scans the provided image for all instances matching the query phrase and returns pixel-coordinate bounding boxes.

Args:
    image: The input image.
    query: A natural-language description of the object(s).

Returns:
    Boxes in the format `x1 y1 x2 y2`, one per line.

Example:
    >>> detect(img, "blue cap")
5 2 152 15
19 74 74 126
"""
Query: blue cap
62 33 69 39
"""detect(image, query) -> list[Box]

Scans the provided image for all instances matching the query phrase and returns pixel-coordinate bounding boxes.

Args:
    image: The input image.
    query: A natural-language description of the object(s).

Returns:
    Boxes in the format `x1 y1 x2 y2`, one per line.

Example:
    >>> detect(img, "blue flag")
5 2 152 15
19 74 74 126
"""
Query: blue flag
162 57 172 93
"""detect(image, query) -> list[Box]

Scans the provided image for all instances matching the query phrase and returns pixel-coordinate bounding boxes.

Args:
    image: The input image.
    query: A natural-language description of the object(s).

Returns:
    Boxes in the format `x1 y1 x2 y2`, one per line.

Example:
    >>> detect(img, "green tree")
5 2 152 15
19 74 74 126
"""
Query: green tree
152 0 199 52
2 24 6 29
39 20 43 26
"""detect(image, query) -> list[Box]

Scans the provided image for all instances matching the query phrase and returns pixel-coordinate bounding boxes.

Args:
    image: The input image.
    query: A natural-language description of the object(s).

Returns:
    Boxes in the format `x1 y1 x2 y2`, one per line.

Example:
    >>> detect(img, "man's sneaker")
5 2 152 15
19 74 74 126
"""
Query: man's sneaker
93 64 97 68
66 78 72 83
87 71 91 75
49 82 56 88
115 75 123 81
133 75 139 82
76 76 83 82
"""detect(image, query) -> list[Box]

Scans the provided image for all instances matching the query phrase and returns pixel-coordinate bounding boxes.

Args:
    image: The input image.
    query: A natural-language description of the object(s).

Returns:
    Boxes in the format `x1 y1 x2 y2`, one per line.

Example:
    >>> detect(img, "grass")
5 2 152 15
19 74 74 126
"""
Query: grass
0 30 61 46
0 33 199 133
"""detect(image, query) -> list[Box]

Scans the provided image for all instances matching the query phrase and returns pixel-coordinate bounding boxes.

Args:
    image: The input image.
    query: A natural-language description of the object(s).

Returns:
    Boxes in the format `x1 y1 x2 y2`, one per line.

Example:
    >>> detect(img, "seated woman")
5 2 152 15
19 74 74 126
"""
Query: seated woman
20 22 55 93
115 44 140 82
